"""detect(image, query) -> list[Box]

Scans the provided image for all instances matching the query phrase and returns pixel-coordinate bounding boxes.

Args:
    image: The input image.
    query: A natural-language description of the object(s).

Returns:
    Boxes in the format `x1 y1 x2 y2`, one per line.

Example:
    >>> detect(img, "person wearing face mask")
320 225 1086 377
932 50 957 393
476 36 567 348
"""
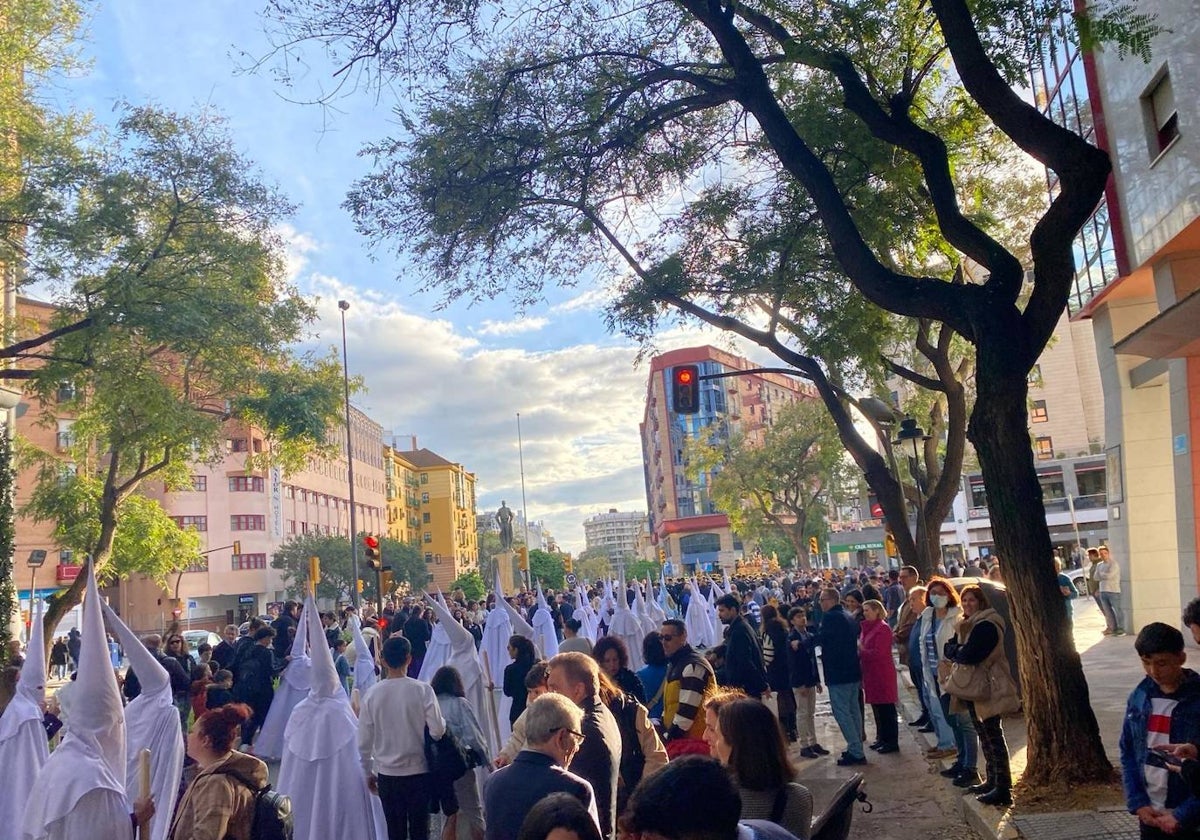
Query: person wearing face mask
917 579 962 764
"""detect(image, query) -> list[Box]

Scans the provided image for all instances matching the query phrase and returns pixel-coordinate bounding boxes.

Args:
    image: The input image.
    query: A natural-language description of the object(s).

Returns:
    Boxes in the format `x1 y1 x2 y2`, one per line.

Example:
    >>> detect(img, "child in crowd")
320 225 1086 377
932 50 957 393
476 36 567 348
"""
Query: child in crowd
1120 622 1200 839
787 607 828 759
333 639 351 695
204 669 234 710
188 663 212 722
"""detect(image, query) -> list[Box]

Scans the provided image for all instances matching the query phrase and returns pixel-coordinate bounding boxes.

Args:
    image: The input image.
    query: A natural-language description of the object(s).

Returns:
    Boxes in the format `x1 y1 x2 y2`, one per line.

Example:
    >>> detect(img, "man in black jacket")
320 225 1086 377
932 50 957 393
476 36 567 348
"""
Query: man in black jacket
547 652 622 840
482 693 600 840
816 588 866 766
715 594 767 697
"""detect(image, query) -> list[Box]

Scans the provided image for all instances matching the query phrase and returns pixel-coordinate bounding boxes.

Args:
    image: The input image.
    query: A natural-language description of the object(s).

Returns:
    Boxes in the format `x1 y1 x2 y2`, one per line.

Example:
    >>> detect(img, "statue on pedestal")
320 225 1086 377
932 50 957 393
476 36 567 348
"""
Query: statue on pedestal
496 500 515 552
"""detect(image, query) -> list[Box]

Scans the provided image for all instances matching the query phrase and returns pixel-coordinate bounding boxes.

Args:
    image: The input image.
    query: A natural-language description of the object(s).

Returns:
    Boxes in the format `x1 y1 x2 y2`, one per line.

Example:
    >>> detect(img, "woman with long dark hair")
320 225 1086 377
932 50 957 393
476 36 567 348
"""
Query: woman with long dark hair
759 604 796 741
432 666 490 840
503 635 538 725
591 636 646 704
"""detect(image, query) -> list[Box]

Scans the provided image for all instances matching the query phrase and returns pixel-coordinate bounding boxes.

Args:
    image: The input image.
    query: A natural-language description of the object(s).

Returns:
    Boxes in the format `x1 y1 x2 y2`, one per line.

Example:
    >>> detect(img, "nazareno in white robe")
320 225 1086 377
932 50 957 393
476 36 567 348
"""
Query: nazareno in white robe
278 593 386 840
102 601 185 840
23 562 130 840
0 595 49 832
350 616 378 697
255 605 312 760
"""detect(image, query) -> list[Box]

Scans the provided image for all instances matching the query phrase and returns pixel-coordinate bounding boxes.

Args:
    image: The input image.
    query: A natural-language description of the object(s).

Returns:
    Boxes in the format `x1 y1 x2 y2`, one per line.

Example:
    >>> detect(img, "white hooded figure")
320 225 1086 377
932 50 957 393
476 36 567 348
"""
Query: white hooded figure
572 585 599 643
255 603 312 760
684 578 715 649
706 585 723 647
23 563 129 840
278 594 387 840
101 603 184 840
531 582 559 660
349 615 378 697
418 591 453 682
632 580 658 637
607 568 644 670
423 593 500 757
0 595 49 830
479 568 515 741
644 578 667 627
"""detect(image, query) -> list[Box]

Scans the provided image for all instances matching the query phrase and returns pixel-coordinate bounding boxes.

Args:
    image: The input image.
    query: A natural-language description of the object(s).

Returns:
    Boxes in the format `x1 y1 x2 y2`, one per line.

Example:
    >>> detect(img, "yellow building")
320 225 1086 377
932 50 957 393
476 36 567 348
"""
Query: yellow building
389 446 479 590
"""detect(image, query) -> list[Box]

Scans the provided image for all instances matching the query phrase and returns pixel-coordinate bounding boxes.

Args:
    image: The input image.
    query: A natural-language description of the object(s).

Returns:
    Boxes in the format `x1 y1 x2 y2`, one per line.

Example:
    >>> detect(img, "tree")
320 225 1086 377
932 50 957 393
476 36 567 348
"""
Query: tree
450 570 486 602
5 105 347 641
529 548 566 591
259 0 1159 785
573 548 613 583
272 533 425 603
689 399 856 571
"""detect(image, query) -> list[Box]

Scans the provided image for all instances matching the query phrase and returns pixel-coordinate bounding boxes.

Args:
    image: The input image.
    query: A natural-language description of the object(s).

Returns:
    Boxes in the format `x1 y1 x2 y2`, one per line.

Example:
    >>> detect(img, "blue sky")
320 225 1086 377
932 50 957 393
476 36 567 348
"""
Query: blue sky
55 0 764 550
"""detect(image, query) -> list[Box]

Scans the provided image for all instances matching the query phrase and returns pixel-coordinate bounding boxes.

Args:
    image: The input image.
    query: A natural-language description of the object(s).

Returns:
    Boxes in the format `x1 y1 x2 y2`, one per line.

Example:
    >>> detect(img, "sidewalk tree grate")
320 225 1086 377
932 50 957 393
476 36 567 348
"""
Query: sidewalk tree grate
1011 811 1138 840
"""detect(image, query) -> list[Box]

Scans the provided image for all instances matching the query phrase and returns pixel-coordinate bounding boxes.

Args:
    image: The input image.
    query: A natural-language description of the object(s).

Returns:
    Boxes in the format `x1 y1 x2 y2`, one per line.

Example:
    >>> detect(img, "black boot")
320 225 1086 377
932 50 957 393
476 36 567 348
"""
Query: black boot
953 771 983 788
977 788 1012 807
909 714 930 727
967 781 993 795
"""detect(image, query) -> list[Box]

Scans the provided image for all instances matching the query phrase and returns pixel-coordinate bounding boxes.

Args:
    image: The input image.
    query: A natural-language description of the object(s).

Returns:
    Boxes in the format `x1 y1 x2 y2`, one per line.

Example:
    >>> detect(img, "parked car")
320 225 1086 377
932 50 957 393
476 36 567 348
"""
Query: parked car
181 629 221 657
1065 567 1087 598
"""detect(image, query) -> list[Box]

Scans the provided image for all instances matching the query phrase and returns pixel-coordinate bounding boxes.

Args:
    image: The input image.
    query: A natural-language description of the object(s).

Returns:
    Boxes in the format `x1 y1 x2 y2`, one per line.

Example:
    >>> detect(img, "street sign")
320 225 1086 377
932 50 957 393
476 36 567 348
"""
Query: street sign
238 594 255 605
566 572 578 587
837 541 885 552
187 599 198 610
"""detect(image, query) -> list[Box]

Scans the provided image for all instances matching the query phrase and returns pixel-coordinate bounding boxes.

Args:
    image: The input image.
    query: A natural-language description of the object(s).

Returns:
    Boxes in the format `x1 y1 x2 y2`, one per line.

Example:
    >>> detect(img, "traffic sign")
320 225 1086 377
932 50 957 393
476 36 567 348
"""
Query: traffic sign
566 572 578 587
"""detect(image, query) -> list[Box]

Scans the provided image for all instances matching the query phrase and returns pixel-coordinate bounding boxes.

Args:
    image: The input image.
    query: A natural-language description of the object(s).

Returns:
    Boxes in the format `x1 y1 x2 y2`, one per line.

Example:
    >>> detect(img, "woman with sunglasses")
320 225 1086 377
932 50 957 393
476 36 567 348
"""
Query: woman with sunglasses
165 634 196 729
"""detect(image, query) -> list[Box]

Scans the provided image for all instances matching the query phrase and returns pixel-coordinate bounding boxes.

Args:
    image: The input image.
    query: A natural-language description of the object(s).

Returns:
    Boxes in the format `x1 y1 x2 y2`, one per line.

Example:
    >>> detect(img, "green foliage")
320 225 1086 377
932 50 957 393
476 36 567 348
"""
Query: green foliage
625 559 661 582
573 548 613 583
529 549 565 590
755 530 799 570
272 533 426 603
450 570 486 602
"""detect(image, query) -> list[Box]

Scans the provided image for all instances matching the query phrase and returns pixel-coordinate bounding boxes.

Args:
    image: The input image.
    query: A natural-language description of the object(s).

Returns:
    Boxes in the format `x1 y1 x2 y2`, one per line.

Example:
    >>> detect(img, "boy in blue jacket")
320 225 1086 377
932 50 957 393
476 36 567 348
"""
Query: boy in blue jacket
1120 622 1200 838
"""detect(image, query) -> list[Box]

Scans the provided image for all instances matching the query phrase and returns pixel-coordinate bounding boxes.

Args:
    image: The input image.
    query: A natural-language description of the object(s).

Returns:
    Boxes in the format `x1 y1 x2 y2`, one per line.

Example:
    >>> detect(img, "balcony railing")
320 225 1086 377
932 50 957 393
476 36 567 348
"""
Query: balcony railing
1072 492 1108 510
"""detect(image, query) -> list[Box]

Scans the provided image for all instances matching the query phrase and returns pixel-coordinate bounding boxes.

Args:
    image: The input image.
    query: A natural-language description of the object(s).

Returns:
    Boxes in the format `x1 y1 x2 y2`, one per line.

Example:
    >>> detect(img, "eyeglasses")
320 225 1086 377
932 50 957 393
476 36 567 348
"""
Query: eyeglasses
168 639 183 645
551 727 585 746
659 633 678 641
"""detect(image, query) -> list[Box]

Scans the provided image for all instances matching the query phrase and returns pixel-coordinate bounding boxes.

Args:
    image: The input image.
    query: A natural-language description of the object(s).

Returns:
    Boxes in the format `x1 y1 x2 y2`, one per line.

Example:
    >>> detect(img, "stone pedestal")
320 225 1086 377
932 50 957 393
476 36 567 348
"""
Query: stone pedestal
494 550 521 593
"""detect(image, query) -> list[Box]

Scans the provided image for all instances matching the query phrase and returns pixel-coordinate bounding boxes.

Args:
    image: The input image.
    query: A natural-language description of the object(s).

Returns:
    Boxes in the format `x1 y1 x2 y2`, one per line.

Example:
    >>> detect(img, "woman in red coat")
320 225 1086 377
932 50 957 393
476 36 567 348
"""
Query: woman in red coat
860 599 899 753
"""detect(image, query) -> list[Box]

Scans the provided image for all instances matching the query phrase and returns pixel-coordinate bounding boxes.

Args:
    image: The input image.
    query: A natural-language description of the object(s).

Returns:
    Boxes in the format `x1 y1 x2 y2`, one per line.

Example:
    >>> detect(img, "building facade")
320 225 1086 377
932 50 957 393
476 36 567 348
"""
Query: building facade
393 446 479 591
640 345 814 573
1038 5 1200 629
583 509 647 563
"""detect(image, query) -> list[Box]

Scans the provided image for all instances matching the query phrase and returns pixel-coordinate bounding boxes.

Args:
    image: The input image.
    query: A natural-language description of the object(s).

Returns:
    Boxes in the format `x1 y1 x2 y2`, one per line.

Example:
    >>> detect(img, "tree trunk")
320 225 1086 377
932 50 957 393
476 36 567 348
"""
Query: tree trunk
41 492 120 657
969 359 1111 785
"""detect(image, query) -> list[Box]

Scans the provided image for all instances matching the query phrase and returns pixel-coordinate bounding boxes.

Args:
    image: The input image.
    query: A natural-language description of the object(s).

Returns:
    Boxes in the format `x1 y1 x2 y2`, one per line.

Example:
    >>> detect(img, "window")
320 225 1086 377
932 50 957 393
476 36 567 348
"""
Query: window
171 515 208 532
1027 365 1042 387
424 532 432 543
1143 69 1179 159
252 438 264 454
421 473 429 484
56 420 74 452
1035 436 1054 460
425 552 434 563
232 553 267 571
229 438 248 453
284 485 295 499
422 512 431 524
231 514 266 531
421 492 430 504
229 476 265 492
1031 400 1049 423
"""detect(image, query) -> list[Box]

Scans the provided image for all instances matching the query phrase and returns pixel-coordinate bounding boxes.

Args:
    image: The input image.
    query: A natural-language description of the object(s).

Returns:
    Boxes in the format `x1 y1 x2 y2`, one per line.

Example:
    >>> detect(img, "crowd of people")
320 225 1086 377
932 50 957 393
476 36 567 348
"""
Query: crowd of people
3 549 1152 840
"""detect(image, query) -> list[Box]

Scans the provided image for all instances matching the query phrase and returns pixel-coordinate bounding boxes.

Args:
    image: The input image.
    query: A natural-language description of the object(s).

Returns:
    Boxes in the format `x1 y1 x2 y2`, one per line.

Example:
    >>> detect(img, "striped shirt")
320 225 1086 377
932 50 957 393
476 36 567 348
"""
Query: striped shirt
1145 697 1179 808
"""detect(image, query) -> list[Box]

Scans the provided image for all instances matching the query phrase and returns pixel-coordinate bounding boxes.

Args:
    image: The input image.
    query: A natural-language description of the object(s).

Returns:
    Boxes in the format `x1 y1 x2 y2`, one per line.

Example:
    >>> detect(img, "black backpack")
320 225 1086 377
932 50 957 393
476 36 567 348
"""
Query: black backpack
213 767 294 840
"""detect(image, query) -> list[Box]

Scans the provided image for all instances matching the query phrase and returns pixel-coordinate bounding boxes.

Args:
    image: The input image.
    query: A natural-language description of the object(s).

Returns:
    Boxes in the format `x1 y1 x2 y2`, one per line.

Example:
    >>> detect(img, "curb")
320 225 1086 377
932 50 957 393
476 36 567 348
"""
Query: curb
896 668 1020 840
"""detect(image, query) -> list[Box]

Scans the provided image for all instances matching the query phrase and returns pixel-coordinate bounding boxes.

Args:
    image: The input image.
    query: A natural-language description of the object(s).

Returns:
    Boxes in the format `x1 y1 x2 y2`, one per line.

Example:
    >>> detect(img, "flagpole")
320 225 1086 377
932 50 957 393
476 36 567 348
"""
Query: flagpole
517 412 532 590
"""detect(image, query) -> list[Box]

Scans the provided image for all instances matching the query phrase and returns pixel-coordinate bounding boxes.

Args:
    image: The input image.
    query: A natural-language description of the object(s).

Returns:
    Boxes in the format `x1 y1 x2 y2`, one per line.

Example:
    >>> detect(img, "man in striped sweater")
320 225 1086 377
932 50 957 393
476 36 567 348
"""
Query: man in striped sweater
659 619 717 757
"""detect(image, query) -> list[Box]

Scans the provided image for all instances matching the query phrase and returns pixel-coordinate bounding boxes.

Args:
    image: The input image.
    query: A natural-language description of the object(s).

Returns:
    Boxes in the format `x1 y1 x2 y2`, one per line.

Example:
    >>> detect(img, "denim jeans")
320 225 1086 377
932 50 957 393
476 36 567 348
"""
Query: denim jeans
939 693 978 772
827 681 865 760
1099 591 1124 632
921 667 956 750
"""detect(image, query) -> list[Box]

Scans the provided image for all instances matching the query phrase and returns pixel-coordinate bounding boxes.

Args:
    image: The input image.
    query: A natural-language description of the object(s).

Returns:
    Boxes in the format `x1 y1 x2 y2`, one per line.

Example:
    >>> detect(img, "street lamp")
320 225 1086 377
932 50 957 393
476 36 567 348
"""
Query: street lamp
338 300 360 609
894 417 932 568
26 550 46 637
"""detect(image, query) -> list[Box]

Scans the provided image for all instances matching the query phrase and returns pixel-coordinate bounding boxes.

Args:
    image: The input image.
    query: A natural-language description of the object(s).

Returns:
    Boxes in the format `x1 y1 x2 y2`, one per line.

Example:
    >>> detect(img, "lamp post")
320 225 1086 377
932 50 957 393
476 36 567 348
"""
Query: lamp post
894 417 932 570
26 550 46 638
338 300 360 609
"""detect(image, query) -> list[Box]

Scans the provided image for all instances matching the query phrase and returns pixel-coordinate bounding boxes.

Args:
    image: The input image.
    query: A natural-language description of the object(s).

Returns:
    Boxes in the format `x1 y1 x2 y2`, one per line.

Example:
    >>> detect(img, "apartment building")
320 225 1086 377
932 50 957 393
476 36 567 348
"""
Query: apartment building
583 509 647 563
640 345 814 573
392 445 479 591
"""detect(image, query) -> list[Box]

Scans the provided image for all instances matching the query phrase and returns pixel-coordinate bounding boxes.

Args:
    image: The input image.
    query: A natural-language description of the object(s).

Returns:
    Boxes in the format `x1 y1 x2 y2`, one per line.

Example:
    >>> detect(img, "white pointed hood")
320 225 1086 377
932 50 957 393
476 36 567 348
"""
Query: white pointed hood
306 595 340 699
609 567 644 669
0 595 45 742
350 615 378 696
281 595 359 758
685 578 715 648
103 602 184 840
531 581 559 658
23 561 127 839
633 579 658 636
283 604 313 691
423 593 499 755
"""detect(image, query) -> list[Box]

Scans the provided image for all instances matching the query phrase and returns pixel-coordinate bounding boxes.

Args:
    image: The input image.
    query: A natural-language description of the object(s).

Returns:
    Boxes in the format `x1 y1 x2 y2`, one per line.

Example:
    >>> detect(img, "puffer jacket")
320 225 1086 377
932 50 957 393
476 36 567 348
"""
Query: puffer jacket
168 750 269 840
946 607 1015 719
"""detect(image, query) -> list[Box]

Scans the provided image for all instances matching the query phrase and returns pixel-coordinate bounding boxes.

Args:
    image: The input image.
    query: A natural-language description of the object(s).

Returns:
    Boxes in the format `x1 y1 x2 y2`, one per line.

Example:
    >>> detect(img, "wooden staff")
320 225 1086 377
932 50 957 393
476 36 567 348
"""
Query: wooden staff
479 649 503 757
136 747 152 839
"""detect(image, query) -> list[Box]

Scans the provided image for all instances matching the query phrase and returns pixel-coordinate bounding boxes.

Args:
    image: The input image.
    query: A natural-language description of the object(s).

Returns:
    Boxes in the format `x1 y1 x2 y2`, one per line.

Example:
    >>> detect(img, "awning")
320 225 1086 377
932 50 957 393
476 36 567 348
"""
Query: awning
1114 288 1200 359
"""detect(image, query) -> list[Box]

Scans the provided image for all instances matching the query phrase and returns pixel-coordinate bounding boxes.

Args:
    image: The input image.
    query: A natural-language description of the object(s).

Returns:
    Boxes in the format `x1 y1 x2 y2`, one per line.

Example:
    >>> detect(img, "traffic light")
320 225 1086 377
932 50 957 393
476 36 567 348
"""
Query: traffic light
381 567 394 594
808 536 819 555
658 547 666 564
308 555 321 585
364 534 382 570
671 365 700 414
518 546 530 571
232 540 241 556
884 530 898 557
356 579 364 593
563 554 573 573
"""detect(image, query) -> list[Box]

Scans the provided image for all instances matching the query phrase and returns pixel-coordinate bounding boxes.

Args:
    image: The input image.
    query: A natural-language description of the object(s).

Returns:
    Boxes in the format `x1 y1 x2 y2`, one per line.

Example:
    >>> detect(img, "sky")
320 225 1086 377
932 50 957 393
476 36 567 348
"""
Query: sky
53 0 768 551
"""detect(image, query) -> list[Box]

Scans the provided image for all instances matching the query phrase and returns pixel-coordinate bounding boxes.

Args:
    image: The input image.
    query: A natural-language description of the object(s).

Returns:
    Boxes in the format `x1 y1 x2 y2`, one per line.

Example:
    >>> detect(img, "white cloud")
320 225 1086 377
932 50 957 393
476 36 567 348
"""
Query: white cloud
474 317 549 336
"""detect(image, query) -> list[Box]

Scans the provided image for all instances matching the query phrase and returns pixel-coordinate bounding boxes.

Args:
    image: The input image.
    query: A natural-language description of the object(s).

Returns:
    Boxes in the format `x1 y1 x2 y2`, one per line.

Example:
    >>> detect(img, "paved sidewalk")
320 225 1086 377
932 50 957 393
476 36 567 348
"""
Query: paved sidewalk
899 596 1145 840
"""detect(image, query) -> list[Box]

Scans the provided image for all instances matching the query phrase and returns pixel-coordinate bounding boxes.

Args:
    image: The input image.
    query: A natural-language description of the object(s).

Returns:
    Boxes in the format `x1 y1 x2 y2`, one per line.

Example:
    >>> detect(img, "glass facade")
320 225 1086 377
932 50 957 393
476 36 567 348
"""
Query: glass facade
668 361 729 519
1030 10 1119 313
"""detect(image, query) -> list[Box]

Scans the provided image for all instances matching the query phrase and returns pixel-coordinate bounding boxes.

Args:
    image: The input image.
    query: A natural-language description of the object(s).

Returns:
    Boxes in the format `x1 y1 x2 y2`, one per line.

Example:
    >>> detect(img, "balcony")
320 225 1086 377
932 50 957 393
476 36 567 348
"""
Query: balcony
55 563 81 584
1072 492 1107 510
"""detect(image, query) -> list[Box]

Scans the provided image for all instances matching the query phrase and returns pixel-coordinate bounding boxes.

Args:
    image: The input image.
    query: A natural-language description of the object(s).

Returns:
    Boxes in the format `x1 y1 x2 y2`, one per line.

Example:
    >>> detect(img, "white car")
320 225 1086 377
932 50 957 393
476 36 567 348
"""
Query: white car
181 629 221 657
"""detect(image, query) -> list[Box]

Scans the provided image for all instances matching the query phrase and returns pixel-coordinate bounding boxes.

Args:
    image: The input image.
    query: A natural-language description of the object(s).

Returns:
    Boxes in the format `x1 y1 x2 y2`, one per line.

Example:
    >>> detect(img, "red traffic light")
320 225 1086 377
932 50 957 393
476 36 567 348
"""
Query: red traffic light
672 364 700 414
676 368 693 385
363 535 379 549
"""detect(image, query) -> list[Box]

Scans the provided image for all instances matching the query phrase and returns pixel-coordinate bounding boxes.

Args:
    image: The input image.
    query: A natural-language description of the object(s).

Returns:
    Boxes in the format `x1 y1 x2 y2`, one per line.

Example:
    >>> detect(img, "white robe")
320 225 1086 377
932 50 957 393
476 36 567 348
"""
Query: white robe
255 609 312 761
418 621 452 682
1 598 48 832
25 788 132 840
480 606 514 743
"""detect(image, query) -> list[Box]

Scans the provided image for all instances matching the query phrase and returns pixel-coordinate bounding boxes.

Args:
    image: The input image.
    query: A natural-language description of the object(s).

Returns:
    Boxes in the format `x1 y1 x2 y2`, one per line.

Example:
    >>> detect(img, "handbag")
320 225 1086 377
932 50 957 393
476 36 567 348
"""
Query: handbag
942 661 991 701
